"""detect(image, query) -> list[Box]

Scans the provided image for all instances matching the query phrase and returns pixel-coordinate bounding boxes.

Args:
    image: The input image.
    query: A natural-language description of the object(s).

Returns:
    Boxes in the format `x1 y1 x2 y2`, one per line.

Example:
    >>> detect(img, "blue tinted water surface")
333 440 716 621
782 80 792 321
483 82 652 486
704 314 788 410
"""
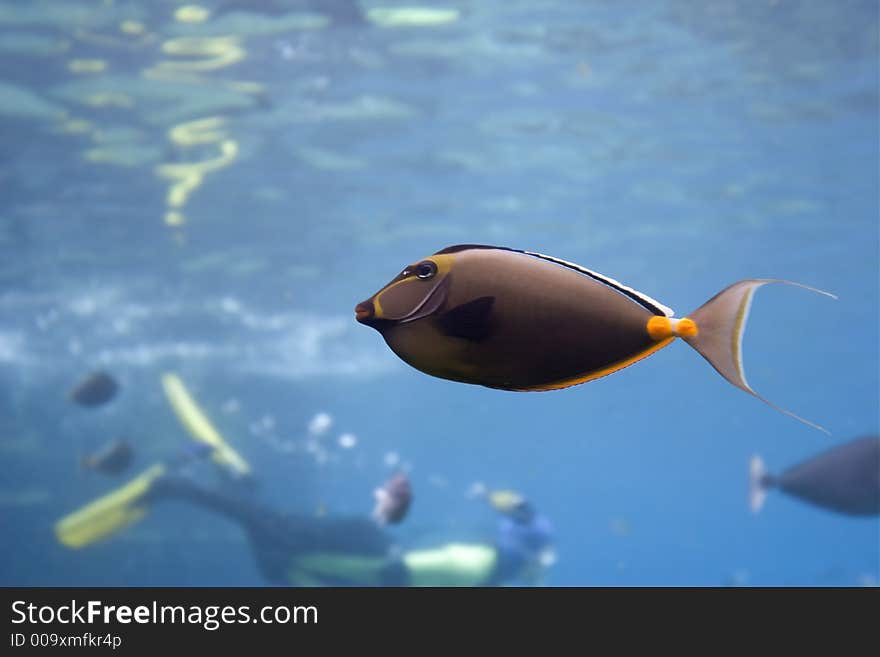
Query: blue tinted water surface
0 1 877 586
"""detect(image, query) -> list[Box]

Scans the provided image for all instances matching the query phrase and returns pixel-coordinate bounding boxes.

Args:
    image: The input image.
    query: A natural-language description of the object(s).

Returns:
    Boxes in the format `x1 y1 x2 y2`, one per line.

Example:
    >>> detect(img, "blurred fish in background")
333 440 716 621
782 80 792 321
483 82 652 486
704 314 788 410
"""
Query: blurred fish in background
67 370 119 407
750 436 880 516
372 471 412 525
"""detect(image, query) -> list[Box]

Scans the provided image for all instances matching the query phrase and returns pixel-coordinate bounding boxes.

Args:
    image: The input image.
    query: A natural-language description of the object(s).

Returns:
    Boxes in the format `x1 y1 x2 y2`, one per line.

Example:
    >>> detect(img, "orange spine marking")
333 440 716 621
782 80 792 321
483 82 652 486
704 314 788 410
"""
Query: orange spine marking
676 317 698 338
646 316 673 341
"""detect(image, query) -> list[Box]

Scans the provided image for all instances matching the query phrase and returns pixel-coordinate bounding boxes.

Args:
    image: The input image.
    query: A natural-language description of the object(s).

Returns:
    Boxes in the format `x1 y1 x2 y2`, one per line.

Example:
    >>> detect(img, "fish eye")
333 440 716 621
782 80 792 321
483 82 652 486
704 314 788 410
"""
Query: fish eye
416 261 437 279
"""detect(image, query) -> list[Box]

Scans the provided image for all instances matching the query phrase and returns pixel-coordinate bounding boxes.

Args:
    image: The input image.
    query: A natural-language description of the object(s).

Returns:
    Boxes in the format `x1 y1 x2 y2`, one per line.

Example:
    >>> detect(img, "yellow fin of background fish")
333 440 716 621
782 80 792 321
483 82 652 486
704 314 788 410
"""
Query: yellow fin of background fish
55 464 166 548
160 372 251 477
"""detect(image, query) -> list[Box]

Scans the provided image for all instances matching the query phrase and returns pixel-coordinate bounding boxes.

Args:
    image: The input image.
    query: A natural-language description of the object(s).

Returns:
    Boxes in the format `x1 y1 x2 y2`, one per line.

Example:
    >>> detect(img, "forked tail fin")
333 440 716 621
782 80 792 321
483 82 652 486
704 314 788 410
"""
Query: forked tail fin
749 455 768 513
681 279 836 434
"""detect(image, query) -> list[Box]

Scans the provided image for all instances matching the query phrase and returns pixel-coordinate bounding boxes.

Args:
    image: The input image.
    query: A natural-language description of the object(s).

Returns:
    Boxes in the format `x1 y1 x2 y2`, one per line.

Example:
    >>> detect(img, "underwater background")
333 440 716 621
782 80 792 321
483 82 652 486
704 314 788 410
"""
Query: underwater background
0 0 877 586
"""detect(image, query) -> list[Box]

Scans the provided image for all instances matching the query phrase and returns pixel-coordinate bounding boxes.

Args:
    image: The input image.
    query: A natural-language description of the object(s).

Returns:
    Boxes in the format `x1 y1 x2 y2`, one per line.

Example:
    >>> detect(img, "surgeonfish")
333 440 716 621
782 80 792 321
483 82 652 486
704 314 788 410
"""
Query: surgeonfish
81 438 134 475
749 436 880 516
372 472 413 525
355 244 836 432
67 370 119 407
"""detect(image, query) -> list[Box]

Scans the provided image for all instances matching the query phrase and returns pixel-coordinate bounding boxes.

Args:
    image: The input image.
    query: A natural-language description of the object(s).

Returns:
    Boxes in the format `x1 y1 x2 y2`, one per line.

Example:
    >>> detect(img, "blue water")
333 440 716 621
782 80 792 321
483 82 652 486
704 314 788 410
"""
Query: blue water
0 1 877 586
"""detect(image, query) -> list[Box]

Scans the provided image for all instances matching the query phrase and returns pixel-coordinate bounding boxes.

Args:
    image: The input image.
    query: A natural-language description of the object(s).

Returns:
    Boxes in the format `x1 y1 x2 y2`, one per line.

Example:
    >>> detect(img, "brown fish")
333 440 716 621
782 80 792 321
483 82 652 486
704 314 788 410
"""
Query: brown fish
82 438 134 475
67 370 119 407
355 245 835 432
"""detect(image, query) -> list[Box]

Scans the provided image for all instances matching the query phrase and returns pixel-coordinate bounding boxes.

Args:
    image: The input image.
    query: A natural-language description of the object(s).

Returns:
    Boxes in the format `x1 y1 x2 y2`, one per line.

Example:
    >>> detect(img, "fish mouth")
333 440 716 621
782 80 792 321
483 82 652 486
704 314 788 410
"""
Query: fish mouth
355 301 373 323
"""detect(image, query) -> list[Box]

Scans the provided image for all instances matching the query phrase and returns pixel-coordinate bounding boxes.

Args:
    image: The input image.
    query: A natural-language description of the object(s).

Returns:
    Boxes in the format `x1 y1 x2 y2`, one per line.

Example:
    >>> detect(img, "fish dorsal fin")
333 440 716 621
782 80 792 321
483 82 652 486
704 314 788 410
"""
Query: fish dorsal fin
434 244 673 316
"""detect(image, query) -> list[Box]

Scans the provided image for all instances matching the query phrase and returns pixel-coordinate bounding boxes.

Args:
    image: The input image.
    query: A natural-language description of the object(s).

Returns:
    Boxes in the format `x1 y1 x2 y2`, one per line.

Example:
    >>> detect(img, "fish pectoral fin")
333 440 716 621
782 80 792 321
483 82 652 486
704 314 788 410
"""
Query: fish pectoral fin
437 296 495 341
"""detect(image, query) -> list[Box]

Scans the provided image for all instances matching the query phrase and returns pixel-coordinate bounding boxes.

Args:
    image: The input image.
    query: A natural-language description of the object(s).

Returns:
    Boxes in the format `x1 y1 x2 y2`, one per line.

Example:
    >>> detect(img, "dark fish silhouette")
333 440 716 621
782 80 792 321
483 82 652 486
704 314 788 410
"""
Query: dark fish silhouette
750 436 880 516
356 245 835 433
372 472 412 525
82 438 134 476
67 371 119 407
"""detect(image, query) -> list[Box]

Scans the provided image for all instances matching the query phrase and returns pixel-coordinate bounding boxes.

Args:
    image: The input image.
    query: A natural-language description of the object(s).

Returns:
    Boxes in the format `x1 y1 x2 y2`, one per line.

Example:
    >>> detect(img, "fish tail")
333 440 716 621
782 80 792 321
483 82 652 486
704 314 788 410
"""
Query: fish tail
679 279 835 434
749 455 769 513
